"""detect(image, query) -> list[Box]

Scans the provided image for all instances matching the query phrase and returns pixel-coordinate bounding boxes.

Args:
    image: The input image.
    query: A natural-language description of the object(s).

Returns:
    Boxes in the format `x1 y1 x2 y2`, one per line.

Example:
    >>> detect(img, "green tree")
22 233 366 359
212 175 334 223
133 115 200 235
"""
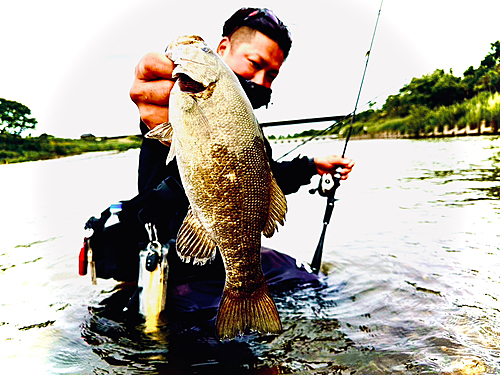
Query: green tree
382 70 466 118
474 69 500 93
382 93 410 118
0 99 37 135
462 41 500 96
407 105 430 137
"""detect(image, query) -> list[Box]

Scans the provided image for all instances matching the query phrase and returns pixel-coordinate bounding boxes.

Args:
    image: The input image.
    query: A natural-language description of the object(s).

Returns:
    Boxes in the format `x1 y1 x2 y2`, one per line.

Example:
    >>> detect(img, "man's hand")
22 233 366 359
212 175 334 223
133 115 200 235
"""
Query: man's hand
129 52 176 130
314 155 355 180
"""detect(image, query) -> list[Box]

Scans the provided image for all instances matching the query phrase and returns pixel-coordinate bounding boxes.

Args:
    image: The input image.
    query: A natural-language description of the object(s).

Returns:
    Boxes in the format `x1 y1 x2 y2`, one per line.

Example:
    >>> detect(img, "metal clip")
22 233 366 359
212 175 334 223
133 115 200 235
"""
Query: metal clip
145 241 162 272
145 222 159 243
144 223 162 272
87 241 97 285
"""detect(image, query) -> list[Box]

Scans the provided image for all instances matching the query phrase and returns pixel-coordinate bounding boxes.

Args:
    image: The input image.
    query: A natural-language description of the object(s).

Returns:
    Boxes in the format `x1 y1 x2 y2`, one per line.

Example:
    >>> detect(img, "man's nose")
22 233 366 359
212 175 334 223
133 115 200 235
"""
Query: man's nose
250 71 270 88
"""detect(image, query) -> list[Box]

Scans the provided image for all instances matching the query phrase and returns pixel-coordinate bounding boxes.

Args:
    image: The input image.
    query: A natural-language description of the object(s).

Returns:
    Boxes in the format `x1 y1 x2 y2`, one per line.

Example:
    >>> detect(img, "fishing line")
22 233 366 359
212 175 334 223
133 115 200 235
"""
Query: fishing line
309 0 384 274
342 0 384 157
274 0 384 161
274 116 349 161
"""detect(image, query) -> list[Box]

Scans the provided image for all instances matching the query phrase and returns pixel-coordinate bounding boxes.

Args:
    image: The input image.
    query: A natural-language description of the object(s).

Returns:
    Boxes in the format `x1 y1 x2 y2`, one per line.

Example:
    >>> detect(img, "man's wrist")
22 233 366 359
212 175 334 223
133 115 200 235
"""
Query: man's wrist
308 157 318 175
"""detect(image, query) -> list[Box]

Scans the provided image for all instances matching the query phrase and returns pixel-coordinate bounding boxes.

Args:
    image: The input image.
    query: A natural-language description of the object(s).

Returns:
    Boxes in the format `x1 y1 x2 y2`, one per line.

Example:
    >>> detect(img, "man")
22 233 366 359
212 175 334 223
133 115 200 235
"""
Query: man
126 8 354 307
130 7 354 196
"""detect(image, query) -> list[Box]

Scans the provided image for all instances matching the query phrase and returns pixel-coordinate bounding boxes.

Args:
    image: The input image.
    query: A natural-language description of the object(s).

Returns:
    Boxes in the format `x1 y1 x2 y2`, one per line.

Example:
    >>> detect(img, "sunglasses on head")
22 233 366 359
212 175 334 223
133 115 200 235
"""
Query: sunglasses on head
224 8 287 37
243 8 282 27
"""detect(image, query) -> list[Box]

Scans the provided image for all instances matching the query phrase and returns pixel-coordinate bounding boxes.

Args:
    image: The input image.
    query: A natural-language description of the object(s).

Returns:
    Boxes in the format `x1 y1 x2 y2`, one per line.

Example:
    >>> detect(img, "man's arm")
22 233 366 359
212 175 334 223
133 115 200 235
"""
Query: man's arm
264 139 355 195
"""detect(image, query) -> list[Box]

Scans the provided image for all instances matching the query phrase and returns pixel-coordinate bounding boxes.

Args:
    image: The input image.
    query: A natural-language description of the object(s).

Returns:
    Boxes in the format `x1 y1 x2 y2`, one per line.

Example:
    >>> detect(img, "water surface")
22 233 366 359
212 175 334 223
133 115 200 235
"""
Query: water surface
1 137 499 374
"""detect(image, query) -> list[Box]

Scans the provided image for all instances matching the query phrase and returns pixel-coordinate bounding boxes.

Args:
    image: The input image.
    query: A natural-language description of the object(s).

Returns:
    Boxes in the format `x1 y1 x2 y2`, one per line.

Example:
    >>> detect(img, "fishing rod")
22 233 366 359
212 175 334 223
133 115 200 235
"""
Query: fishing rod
261 115 346 127
275 113 353 162
310 0 384 274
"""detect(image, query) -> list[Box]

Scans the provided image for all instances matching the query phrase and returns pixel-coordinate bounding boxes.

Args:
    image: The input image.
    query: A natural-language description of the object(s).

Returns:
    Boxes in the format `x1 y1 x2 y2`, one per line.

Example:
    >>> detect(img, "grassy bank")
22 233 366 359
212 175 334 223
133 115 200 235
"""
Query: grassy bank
268 91 500 140
335 91 500 139
0 134 142 164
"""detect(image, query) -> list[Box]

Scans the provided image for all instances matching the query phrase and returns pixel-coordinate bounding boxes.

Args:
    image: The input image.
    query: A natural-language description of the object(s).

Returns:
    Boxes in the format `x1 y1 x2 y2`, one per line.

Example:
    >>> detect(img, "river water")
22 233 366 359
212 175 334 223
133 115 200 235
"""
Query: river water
1 136 499 374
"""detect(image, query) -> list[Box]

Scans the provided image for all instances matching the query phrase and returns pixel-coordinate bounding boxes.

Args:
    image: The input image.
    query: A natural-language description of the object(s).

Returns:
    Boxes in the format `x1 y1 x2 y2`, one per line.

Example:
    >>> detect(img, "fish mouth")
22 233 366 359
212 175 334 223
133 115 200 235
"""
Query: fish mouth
173 35 205 46
177 73 206 93
166 35 205 51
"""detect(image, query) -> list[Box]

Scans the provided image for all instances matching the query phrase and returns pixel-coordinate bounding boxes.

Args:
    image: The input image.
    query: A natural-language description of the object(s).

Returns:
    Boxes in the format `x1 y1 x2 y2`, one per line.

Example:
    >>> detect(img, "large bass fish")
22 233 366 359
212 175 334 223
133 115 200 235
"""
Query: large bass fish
146 35 287 339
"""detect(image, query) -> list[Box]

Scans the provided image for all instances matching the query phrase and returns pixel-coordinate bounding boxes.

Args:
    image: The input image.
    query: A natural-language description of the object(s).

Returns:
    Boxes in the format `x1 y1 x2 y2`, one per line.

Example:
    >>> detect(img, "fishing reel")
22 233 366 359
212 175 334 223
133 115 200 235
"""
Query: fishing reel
309 170 341 198
309 169 342 274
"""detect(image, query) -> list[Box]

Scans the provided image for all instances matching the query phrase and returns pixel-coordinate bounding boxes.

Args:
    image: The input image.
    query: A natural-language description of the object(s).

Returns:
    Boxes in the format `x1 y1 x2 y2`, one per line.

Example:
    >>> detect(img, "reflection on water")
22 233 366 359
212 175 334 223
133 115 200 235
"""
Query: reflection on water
406 155 500 201
1 138 500 374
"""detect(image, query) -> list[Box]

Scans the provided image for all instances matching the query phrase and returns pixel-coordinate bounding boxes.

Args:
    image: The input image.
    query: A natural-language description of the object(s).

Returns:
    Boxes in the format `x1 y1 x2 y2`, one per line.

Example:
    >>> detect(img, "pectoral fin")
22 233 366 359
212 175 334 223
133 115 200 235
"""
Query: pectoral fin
262 175 287 238
145 122 176 164
145 121 173 142
176 208 218 265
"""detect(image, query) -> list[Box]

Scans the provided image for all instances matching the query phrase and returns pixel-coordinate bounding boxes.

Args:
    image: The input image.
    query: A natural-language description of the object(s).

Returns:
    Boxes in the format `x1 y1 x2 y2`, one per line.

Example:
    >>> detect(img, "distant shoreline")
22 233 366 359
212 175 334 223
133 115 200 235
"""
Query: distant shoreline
270 124 500 144
2 129 499 165
0 134 142 164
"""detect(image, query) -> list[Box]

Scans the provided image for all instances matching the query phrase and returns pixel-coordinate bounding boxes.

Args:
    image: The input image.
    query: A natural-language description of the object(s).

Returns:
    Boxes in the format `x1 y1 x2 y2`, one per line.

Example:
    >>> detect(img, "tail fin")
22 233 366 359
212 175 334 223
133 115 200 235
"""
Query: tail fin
216 283 282 339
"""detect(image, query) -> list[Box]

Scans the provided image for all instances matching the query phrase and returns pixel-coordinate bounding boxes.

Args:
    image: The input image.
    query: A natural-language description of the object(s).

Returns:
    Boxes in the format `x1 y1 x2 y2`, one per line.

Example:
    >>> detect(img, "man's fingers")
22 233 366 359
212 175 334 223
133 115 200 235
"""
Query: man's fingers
129 51 176 132
135 52 175 81
337 167 352 179
130 79 175 106
344 158 355 168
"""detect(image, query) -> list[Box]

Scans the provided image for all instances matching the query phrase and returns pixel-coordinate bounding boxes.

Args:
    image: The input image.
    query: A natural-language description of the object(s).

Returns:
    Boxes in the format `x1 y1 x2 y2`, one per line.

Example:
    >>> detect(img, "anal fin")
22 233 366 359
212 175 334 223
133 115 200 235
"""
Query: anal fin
176 208 218 265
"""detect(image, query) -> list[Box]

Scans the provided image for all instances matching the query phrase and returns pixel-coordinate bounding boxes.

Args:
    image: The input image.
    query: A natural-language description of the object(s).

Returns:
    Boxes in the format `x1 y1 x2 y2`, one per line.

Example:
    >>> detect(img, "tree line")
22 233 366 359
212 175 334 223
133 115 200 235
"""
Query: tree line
0 99 142 164
0 133 142 164
334 41 500 138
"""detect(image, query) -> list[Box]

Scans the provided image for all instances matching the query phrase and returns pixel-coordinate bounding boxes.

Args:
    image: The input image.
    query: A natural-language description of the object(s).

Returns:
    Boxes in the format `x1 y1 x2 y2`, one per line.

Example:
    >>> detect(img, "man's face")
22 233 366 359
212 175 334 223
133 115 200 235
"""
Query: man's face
217 30 285 89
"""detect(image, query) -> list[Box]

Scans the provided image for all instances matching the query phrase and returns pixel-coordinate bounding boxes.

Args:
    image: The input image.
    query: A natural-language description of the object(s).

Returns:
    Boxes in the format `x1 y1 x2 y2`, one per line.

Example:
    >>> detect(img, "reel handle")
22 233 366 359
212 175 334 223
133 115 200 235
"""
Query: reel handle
309 170 341 197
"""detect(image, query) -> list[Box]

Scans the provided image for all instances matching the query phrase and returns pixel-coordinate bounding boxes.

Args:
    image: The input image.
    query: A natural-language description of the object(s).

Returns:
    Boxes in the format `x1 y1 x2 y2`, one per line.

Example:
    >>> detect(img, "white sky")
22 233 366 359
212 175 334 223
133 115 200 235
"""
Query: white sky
1 0 499 138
